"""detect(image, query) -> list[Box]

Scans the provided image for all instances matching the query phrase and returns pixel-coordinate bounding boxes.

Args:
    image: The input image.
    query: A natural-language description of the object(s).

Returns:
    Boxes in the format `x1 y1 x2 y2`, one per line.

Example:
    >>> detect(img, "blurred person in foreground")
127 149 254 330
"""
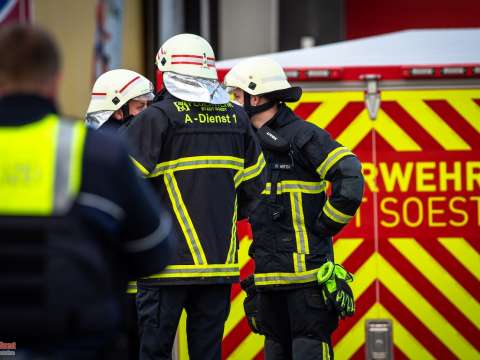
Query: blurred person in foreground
0 24 172 359
225 57 364 359
121 33 266 360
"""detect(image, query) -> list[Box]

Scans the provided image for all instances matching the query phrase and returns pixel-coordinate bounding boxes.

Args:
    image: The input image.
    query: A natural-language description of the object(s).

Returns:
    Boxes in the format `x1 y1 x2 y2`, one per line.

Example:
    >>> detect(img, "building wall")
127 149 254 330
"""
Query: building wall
33 0 144 118
33 0 95 118
219 0 278 59
279 0 344 50
123 0 145 75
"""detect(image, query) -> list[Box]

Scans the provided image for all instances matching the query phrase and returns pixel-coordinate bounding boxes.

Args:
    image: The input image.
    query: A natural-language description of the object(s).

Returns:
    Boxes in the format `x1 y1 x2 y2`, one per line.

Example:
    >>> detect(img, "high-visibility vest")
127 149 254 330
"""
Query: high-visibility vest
0 114 86 216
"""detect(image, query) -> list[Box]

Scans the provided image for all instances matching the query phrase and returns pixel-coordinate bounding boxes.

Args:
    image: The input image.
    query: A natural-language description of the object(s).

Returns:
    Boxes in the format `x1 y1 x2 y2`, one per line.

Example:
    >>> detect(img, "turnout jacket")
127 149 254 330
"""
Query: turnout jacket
122 91 266 285
250 104 364 289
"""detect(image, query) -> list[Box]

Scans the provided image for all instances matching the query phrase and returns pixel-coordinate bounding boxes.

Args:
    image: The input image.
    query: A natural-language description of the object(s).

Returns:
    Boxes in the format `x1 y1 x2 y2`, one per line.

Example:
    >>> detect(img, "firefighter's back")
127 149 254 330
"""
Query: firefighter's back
122 89 265 284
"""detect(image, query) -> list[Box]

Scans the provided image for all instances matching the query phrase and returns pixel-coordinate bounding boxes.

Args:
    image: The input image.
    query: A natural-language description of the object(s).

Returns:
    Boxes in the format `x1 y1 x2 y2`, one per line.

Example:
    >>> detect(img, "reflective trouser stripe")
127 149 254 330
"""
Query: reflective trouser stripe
164 171 207 265
151 155 244 178
293 253 307 273
226 196 238 264
262 180 326 195
234 152 266 187
316 146 354 179
323 198 353 224
290 192 310 256
254 269 319 286
143 264 239 279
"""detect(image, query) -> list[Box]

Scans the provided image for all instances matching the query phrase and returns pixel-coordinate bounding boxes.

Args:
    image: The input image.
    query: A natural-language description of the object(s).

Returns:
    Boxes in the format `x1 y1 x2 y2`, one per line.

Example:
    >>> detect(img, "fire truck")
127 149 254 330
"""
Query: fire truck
171 28 480 359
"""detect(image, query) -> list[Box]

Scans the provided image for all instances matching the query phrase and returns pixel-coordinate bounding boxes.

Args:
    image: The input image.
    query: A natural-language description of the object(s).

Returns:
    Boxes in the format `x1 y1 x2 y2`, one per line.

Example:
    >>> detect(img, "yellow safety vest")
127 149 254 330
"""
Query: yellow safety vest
0 114 86 216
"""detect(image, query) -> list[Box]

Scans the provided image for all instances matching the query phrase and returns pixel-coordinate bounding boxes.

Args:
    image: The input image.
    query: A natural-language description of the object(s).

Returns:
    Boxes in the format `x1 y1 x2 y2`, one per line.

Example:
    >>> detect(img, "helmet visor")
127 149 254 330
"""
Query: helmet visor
85 110 114 129
163 72 229 104
133 92 155 102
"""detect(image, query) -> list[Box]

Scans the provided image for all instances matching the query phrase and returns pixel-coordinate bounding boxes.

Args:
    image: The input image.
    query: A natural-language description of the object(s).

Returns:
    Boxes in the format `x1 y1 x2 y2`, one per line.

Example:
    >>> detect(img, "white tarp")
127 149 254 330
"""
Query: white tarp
217 29 480 68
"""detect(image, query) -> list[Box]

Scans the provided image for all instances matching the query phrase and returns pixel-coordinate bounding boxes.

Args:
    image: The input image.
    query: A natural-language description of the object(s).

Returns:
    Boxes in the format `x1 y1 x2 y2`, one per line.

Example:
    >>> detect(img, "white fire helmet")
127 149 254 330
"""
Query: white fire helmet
155 33 229 104
224 57 301 101
86 69 154 129
156 33 218 80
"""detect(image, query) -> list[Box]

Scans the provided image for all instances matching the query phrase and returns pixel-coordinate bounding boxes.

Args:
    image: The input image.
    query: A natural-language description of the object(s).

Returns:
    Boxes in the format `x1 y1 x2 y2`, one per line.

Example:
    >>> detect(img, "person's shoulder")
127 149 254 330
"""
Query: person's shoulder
288 111 331 147
231 102 250 126
83 128 128 169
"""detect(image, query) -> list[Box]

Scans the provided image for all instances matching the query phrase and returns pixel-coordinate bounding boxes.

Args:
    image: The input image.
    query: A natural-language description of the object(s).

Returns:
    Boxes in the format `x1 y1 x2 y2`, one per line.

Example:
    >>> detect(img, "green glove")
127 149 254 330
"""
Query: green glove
317 261 355 319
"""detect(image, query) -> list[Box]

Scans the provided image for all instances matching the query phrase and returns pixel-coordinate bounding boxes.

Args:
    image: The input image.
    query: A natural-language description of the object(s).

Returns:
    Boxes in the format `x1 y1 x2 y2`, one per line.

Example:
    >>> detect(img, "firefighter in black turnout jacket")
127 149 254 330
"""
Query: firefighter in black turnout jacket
121 34 266 360
224 57 364 359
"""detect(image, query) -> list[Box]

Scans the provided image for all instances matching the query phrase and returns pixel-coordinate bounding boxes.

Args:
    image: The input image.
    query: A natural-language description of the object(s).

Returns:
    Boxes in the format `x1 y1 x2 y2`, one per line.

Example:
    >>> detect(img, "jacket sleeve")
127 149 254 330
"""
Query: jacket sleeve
237 122 267 220
120 105 169 177
113 143 174 279
296 127 365 236
81 130 173 280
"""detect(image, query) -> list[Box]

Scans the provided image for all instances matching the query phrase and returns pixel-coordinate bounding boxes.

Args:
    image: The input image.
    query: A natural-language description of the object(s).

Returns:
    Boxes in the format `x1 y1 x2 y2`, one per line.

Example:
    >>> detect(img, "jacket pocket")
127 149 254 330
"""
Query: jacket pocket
304 286 327 310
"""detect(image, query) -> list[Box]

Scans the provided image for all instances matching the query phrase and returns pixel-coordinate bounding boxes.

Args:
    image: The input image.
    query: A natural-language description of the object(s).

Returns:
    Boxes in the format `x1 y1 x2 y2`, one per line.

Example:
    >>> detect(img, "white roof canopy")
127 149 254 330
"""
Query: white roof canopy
217 29 480 69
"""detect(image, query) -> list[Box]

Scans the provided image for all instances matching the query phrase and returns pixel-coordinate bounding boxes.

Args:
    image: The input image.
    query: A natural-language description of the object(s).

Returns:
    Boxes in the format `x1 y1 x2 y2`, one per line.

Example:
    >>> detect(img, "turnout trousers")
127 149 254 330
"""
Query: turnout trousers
136 284 231 360
258 286 338 360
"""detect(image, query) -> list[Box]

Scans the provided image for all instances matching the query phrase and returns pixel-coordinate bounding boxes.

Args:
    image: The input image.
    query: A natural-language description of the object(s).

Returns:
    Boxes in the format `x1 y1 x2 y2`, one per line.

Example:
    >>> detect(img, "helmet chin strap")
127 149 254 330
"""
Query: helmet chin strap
121 103 130 119
243 92 276 117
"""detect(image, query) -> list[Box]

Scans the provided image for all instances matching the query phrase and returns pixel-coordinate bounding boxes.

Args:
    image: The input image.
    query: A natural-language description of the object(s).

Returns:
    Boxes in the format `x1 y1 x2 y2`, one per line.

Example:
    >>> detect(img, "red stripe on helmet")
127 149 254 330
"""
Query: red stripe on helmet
171 61 216 68
119 76 140 93
91 92 107 96
172 54 215 61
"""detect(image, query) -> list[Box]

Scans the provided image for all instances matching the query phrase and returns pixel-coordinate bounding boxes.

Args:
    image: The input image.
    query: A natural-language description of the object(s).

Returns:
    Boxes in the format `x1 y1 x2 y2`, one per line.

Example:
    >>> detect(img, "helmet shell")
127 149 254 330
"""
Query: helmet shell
87 69 154 114
156 33 218 80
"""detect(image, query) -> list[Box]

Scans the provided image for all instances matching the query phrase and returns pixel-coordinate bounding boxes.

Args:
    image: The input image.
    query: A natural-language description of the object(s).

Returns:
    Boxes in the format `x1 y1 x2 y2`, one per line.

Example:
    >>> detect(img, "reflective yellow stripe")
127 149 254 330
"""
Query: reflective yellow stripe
235 152 266 187
226 196 238 264
323 199 353 224
150 155 244 177
254 269 319 286
127 281 137 294
323 342 330 360
164 172 207 265
262 180 327 195
144 264 239 279
316 146 354 179
130 156 150 177
293 253 307 273
290 192 310 254
0 115 84 216
242 152 266 182
234 169 243 188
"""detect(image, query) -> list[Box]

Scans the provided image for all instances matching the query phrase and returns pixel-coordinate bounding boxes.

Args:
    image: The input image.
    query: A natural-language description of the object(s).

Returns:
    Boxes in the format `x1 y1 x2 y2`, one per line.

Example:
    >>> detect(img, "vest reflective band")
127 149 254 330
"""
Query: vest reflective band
261 180 326 195
143 264 240 279
150 155 244 178
254 268 320 286
234 152 266 187
0 115 86 216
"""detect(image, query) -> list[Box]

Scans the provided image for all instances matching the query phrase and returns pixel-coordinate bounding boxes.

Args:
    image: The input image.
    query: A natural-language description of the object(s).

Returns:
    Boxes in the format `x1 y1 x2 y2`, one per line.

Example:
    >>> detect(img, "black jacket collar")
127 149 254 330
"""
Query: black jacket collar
0 94 58 126
265 104 298 130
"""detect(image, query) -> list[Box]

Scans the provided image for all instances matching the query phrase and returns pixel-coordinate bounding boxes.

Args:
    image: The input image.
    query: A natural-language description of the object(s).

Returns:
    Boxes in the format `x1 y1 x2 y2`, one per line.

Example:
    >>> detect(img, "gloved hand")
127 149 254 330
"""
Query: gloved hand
240 275 262 334
317 261 355 319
